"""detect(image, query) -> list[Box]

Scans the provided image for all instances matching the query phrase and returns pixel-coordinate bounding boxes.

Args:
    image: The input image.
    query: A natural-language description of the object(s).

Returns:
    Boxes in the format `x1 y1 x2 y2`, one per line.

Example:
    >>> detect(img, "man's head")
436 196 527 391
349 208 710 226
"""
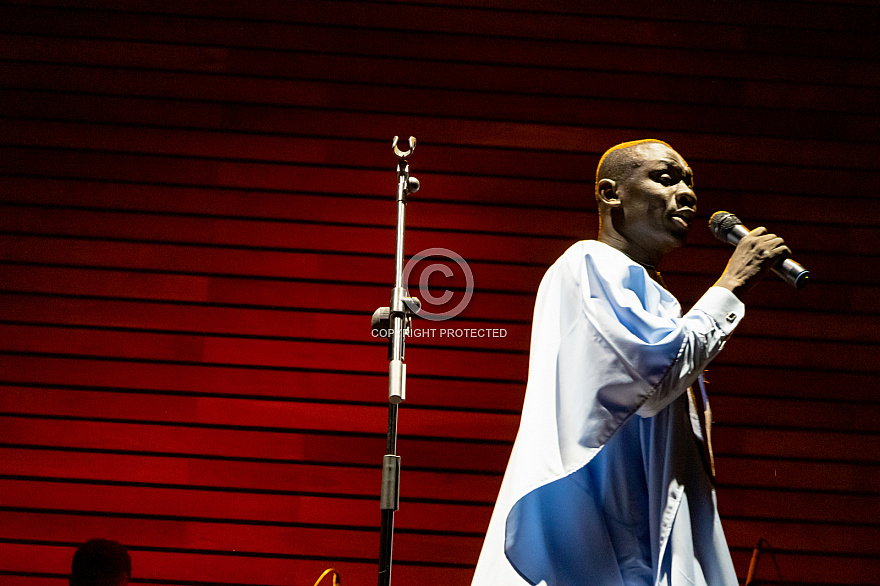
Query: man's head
595 140 696 264
70 539 131 586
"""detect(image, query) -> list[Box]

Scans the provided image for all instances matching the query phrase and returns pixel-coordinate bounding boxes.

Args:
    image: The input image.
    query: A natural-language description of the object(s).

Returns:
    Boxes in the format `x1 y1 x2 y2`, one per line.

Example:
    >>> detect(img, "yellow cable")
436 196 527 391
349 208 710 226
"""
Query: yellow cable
312 568 340 586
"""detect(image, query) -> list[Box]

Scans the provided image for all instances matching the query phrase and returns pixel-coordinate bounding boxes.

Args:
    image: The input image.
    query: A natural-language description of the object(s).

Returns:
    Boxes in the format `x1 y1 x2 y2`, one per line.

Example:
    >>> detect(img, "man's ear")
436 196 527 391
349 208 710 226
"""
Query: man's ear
597 178 620 208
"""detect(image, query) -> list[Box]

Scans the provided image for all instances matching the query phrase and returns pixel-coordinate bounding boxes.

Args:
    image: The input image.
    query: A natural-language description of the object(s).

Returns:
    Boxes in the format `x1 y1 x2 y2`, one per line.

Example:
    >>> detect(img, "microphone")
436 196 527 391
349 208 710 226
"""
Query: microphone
709 211 810 289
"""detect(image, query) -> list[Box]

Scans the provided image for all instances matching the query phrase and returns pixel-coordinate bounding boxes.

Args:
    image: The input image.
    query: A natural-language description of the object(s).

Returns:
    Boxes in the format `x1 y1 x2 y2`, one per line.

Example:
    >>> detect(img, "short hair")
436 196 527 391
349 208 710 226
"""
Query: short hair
70 539 131 586
595 139 673 198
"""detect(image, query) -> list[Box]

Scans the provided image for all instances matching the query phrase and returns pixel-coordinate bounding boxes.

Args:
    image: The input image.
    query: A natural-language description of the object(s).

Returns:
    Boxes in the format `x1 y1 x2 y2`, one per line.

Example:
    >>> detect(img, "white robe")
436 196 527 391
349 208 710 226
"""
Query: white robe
472 240 743 586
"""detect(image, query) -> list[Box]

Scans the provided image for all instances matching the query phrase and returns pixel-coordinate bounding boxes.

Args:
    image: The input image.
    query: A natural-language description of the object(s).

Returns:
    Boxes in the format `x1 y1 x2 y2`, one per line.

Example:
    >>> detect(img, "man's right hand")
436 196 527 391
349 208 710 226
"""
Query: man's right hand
714 227 791 300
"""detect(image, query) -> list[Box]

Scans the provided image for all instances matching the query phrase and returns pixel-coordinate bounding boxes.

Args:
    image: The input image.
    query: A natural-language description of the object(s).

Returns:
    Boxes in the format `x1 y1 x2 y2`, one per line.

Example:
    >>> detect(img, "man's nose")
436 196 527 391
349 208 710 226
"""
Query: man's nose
676 183 696 208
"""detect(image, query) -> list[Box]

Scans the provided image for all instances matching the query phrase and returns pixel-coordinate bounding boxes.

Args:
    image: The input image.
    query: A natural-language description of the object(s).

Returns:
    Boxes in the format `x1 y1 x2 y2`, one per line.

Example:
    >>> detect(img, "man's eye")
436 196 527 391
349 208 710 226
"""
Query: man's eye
659 174 674 186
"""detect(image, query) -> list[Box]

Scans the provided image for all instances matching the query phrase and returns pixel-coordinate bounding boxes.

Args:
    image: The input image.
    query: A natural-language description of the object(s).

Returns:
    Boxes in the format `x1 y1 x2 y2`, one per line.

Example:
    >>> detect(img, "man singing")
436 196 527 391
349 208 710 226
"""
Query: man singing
472 140 789 585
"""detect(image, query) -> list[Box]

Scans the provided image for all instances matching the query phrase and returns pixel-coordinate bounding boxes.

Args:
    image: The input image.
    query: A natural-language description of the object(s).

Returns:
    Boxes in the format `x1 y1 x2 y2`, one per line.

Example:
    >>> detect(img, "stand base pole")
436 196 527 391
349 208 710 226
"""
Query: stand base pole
378 508 395 586
378 402 400 585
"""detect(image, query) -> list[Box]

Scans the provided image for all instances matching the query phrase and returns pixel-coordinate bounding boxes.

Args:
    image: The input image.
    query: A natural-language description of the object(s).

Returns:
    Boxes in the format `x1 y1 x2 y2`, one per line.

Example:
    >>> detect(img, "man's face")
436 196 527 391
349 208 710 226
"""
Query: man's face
615 142 696 255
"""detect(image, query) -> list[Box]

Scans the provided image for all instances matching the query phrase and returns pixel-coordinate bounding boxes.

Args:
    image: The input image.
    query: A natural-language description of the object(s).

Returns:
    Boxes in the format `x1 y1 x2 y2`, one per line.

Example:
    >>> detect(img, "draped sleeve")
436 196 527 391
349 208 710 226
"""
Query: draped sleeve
553 242 745 460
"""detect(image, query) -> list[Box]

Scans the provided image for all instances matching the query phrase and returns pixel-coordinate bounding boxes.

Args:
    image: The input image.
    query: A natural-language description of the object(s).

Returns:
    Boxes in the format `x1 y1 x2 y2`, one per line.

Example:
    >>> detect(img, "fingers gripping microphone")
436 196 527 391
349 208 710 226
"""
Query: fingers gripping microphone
709 211 810 289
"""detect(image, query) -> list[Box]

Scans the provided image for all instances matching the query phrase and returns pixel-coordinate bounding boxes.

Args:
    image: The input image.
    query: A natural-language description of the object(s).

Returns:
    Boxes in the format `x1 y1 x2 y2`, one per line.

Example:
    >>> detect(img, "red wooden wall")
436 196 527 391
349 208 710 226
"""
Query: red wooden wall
1 1 878 584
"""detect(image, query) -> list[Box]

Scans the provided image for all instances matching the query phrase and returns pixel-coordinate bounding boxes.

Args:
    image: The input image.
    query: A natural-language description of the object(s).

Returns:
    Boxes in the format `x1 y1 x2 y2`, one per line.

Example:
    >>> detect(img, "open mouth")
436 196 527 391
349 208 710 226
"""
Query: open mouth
671 210 694 229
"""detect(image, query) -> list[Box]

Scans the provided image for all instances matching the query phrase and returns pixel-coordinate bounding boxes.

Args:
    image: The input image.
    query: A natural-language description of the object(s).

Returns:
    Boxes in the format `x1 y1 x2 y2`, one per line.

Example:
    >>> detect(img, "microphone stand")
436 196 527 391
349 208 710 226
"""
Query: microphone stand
371 136 421 586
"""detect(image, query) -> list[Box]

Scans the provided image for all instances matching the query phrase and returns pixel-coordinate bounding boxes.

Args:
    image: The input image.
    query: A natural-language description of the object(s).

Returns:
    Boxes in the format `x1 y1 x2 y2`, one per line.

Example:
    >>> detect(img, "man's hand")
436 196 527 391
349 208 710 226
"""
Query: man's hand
714 227 791 300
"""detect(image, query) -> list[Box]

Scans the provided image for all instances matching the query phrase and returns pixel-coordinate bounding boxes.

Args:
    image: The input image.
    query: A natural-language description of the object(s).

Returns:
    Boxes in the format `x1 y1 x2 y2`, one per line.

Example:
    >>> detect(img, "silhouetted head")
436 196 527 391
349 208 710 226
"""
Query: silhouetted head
70 539 131 586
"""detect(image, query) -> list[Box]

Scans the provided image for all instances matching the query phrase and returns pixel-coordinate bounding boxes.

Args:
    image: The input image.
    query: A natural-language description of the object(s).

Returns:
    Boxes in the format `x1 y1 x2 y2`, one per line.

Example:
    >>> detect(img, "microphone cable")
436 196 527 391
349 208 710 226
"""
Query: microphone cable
313 568 341 586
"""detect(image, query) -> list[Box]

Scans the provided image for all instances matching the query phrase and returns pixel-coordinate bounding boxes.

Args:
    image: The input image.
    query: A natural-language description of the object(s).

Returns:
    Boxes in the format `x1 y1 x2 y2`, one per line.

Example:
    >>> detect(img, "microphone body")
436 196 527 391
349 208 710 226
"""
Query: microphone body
710 212 809 289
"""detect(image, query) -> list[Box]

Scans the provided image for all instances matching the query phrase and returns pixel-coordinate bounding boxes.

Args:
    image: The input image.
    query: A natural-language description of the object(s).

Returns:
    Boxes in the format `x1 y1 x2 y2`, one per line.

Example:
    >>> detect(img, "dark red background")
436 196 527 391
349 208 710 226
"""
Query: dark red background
1 1 878 584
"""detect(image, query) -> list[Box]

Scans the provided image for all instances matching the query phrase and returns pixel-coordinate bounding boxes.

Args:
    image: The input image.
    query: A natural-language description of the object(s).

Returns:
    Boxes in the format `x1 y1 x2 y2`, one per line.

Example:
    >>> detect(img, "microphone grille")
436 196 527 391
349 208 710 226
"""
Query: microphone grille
709 211 742 242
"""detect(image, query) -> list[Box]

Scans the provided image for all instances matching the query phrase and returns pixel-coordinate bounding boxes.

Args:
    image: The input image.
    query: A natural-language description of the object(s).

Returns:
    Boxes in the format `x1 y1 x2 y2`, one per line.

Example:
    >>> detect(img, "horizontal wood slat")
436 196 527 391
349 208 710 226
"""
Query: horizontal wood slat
0 354 524 410
712 426 880 464
2 291 876 354
709 394 880 433
4 58 880 131
0 416 510 472
1 511 876 585
718 486 880 525
715 457 880 494
0 447 502 504
0 478 492 533
6 454 878 525
2 373 874 435
5 118 878 188
0 174 597 237
4 386 877 457
0 510 480 565
2 261 877 341
722 518 880 556
2 233 877 316
2 353 878 414
2 318 876 377
2 417 877 492
2 173 878 247
0 541 473 585
728 548 880 586
10 0 880 35
0 386 521 442
3 28 879 97
3 542 877 586
0 576 64 586
3 145 880 225
5 86 880 146
2 176 879 258
5 0 880 58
